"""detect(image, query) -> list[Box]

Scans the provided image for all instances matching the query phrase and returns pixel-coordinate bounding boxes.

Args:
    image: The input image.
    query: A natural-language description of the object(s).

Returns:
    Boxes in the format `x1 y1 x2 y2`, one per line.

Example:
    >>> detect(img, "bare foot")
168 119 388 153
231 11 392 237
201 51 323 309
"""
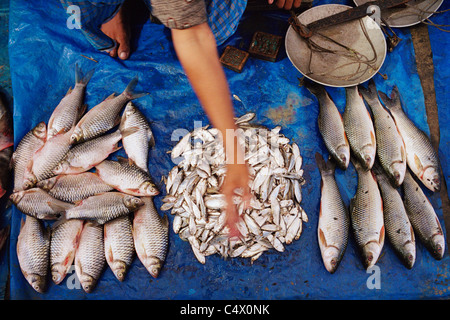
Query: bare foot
101 3 131 60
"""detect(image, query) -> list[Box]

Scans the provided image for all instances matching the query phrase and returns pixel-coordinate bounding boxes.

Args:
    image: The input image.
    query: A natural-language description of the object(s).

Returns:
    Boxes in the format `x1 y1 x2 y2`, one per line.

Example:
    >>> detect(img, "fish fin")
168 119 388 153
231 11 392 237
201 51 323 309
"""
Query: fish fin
120 126 139 139
65 87 73 96
117 156 129 165
105 93 116 100
79 104 88 118
51 212 68 230
148 130 155 148
371 130 376 147
161 214 169 228
75 63 95 86
400 145 406 162
414 154 423 172
47 201 71 213
379 225 385 246
318 228 327 247
123 76 148 100
378 86 402 112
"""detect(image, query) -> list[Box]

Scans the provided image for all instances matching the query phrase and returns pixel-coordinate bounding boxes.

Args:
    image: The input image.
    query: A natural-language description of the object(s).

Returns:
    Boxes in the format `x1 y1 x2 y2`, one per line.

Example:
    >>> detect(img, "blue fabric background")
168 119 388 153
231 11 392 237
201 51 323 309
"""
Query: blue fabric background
5 0 450 299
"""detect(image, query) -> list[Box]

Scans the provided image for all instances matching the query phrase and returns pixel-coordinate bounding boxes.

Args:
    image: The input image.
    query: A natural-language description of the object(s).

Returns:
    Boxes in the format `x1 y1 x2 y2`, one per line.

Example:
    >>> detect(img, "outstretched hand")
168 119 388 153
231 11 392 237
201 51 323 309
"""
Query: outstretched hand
221 162 252 238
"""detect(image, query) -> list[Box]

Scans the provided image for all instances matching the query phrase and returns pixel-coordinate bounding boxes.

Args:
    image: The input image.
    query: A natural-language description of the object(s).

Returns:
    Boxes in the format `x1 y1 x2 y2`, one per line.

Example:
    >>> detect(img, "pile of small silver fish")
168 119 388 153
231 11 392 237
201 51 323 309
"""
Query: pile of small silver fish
162 111 308 264
11 65 169 293
308 79 444 273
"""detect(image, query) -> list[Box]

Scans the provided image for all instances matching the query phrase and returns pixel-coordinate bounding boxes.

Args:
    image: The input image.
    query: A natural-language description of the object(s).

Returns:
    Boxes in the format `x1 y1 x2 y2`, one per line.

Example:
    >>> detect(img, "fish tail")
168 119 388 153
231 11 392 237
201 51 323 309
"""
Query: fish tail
304 80 326 98
124 75 148 100
315 152 335 175
378 86 401 111
358 79 378 102
75 63 95 86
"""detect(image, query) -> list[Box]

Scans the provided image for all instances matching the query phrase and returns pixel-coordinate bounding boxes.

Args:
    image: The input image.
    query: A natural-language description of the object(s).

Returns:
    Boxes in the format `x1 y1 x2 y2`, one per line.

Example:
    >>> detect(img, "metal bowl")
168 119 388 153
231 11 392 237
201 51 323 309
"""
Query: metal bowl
354 0 444 28
285 4 387 87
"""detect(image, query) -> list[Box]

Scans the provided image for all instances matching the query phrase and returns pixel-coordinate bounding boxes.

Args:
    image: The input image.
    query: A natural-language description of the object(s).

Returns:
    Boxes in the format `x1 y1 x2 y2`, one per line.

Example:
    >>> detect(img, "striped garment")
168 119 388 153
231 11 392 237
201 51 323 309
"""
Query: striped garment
60 0 247 52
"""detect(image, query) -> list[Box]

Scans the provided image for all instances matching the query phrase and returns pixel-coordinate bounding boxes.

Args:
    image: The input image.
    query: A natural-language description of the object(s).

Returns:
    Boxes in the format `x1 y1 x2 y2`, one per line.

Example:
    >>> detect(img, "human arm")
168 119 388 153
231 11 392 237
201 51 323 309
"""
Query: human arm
171 23 251 237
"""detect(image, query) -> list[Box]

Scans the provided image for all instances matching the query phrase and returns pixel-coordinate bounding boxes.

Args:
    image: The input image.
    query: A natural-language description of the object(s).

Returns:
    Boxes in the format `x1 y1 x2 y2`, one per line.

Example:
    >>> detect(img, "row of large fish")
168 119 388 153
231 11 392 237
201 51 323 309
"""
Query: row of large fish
162 112 308 264
308 79 444 273
11 65 169 293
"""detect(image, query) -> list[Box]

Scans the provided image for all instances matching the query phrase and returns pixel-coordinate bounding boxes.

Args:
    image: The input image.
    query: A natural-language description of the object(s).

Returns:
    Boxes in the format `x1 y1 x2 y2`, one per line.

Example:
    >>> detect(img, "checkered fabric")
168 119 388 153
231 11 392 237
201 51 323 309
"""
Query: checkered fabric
60 0 247 51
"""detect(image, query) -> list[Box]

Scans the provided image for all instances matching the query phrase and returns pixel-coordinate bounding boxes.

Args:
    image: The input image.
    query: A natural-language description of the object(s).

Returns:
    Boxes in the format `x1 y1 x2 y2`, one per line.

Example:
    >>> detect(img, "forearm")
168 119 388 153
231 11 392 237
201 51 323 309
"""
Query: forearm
171 23 243 164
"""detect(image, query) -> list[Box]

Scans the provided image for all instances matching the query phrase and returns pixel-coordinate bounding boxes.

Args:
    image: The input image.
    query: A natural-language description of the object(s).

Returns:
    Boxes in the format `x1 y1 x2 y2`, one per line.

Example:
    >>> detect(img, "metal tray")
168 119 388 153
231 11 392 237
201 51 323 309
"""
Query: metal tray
354 0 444 28
285 4 387 87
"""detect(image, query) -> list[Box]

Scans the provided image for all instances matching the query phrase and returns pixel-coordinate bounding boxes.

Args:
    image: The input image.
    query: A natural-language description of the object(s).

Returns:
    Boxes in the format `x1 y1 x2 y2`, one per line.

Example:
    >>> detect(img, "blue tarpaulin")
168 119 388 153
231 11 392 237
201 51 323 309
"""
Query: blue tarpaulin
5 0 450 300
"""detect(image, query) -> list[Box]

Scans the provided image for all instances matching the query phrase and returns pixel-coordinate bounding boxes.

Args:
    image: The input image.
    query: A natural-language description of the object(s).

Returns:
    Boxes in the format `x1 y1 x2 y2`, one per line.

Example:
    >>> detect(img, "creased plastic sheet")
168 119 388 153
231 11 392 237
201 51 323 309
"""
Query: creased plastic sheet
7 0 450 299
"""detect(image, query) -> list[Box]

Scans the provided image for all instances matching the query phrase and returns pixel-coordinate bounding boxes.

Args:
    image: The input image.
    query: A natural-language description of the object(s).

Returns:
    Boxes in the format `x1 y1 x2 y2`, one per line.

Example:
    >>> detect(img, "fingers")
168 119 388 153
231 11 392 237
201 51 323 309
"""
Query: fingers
224 188 241 238
274 0 301 10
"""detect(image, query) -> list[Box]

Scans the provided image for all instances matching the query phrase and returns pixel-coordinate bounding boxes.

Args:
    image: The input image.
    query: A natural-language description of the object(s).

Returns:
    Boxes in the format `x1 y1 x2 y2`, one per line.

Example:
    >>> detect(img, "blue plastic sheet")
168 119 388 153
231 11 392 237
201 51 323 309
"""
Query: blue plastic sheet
7 0 450 300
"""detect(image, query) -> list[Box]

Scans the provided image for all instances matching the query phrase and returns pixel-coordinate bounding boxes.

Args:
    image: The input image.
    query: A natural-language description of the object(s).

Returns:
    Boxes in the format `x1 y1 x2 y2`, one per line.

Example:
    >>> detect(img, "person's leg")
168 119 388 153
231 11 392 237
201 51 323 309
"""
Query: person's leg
100 0 131 59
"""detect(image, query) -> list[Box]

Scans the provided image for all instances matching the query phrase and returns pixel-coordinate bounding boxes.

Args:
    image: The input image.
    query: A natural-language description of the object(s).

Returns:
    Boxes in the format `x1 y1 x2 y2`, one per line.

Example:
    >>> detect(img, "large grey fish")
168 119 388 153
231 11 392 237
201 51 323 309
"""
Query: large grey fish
104 215 135 281
37 172 114 203
23 127 74 188
64 191 144 225
10 188 75 220
95 159 159 197
47 64 94 140
343 86 376 170
359 80 406 187
350 159 385 269
133 197 169 278
373 163 415 269
378 87 440 192
52 130 122 175
50 218 84 284
17 215 50 293
12 122 47 192
402 170 445 260
71 76 146 144
119 102 154 174
315 152 349 273
307 82 350 170
74 221 105 293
